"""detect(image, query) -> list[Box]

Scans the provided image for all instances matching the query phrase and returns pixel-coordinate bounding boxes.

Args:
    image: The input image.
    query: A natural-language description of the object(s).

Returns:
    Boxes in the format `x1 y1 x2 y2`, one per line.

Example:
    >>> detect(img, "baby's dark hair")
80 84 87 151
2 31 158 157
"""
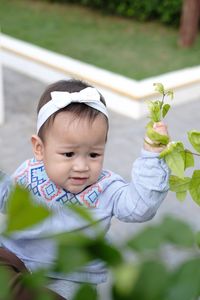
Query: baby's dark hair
37 79 108 141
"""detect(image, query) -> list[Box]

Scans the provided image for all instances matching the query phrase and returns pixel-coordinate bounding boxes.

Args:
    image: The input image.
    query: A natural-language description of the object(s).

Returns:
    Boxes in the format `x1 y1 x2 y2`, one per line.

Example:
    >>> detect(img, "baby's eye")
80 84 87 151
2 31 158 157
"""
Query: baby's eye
64 152 74 158
90 153 100 158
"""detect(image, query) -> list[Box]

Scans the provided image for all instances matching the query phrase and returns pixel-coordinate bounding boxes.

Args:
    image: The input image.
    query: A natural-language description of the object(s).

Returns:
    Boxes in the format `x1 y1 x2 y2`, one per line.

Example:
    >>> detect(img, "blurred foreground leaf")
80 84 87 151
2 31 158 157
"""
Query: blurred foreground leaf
73 284 98 300
54 232 122 274
113 262 139 296
112 260 168 300
159 216 194 247
127 216 194 253
0 266 11 298
4 185 51 235
166 258 200 300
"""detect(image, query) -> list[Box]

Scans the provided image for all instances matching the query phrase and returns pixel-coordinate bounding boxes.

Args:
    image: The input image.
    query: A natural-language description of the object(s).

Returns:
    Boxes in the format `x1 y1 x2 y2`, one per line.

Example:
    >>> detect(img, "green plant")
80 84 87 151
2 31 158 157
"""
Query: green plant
46 0 182 26
1 186 200 300
147 83 200 205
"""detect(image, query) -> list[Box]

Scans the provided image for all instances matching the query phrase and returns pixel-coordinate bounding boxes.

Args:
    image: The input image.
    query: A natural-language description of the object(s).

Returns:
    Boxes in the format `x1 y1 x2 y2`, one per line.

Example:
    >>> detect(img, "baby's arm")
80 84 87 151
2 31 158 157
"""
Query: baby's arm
102 151 169 223
144 122 169 153
0 171 11 213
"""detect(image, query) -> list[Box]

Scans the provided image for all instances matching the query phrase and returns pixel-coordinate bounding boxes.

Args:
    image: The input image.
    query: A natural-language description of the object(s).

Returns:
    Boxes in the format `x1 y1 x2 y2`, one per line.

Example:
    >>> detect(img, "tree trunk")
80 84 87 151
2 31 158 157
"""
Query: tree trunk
179 0 200 47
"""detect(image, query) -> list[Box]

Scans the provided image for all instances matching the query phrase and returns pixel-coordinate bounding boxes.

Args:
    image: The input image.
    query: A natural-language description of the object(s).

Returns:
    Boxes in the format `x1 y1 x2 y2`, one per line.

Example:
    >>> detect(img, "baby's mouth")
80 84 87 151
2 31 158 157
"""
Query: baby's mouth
70 177 88 185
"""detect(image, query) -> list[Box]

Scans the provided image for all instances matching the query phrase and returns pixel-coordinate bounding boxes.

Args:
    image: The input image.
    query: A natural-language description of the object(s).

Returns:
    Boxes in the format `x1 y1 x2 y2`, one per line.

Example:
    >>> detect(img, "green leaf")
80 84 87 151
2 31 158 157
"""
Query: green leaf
160 142 185 178
5 185 51 235
54 244 91 274
195 231 200 248
188 130 200 153
147 101 162 122
54 232 94 273
166 258 200 300
54 233 122 274
162 103 170 118
127 226 164 252
160 216 194 247
68 204 95 224
88 237 123 266
169 175 191 201
176 191 187 201
146 123 169 145
160 141 184 158
132 260 168 300
165 151 185 178
22 269 48 290
189 170 200 205
183 150 194 169
113 263 139 296
36 293 54 300
0 267 11 298
73 284 98 300
169 175 191 193
55 231 93 247
127 215 194 251
166 90 174 100
153 82 164 94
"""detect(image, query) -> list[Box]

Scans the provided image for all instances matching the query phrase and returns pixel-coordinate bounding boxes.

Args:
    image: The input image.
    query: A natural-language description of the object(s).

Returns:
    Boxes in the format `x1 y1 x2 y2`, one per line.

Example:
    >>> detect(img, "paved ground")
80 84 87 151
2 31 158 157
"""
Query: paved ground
1 67 200 297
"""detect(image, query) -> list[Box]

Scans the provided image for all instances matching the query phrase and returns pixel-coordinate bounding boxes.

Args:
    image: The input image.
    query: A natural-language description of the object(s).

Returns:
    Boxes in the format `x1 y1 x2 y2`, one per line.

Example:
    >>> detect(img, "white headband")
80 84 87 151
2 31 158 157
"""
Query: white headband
37 87 108 133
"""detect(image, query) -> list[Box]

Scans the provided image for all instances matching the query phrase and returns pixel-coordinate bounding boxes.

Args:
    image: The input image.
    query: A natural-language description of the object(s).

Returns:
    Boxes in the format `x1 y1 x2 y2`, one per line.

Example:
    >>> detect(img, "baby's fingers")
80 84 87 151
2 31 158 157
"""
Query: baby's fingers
153 122 168 136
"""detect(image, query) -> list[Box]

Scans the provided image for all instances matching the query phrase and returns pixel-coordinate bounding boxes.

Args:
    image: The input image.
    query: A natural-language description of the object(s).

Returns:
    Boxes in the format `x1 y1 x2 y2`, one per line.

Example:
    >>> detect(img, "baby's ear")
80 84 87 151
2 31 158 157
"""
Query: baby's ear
31 135 44 161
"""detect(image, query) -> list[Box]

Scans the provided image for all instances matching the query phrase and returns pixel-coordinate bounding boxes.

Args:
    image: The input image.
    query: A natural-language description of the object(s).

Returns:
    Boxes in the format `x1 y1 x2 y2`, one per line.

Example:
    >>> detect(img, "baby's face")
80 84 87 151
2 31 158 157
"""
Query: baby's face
40 111 107 194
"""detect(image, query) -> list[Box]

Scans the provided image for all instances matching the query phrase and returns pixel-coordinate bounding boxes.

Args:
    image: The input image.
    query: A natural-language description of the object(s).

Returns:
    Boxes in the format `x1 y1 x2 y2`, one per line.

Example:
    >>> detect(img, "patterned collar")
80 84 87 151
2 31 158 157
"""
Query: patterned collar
13 158 112 208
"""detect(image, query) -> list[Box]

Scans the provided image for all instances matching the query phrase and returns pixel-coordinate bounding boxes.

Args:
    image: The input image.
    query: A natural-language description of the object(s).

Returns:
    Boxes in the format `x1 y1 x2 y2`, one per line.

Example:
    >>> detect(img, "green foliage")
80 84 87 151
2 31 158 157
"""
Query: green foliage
130 260 169 300
47 0 182 26
4 185 52 235
189 170 200 205
127 216 194 251
146 122 169 145
0 267 11 298
73 284 98 300
188 131 200 153
169 175 191 201
147 83 200 205
113 262 139 296
165 258 200 300
160 142 185 178
53 231 123 274
1 184 200 299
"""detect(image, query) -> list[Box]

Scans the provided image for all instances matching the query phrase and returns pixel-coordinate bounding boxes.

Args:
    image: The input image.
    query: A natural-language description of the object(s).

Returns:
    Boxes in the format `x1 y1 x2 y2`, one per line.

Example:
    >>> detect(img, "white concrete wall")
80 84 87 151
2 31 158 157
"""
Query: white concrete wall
1 34 200 120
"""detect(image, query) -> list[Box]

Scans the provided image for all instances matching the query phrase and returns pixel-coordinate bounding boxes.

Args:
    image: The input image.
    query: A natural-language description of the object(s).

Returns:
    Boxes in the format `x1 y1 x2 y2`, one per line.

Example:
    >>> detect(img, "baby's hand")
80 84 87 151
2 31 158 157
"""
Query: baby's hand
144 122 169 153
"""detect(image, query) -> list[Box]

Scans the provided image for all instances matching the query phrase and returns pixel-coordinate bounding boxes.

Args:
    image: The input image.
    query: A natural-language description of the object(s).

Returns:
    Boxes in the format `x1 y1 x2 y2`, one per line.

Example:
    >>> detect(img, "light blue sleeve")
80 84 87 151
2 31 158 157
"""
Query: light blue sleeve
104 149 170 222
0 171 11 214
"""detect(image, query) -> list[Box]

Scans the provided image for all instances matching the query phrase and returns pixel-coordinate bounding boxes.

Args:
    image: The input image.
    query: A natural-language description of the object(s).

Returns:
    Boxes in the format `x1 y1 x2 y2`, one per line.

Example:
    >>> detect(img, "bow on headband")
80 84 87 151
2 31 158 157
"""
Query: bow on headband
37 87 108 133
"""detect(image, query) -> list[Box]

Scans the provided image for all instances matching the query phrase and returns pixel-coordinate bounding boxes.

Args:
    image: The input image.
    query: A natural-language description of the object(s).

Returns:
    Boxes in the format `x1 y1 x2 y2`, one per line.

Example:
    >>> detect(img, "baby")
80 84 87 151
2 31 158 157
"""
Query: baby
0 79 170 299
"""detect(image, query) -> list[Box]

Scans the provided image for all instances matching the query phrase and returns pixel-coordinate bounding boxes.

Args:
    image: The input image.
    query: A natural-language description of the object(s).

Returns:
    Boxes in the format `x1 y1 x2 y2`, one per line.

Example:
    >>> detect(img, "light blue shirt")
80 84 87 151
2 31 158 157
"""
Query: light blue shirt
0 149 169 284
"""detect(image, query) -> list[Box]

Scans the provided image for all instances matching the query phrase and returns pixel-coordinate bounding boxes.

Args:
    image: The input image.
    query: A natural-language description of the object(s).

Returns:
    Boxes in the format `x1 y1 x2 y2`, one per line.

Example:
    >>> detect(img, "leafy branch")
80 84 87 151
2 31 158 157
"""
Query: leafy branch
147 83 200 205
2 186 200 300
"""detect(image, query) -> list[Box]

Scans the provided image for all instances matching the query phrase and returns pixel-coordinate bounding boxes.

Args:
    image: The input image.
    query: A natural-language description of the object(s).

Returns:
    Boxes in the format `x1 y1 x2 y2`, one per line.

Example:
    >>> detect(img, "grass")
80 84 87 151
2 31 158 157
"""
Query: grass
0 0 200 80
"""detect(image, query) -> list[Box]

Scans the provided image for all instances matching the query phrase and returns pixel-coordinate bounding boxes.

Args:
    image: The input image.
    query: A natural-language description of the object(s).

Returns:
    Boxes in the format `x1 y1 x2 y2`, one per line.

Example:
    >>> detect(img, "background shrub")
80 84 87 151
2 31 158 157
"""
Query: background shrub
47 0 183 26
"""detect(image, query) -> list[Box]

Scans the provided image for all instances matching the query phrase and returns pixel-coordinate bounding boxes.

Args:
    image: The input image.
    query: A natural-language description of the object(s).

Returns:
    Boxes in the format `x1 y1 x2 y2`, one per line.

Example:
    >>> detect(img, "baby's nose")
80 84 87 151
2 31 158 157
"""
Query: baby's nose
73 157 89 171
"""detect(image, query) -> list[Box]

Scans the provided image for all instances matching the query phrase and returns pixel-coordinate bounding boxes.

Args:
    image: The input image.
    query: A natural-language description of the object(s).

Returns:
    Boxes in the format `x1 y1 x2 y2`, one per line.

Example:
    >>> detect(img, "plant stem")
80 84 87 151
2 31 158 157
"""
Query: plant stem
185 149 200 157
160 92 165 108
